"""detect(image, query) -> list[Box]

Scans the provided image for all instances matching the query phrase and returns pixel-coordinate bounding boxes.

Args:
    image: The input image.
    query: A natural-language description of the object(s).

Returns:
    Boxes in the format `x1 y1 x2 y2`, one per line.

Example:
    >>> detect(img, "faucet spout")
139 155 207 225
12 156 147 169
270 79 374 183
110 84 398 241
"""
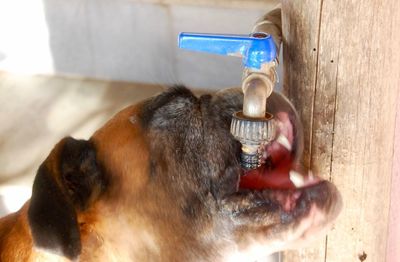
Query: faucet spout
231 62 278 170
231 6 282 170
242 5 282 119
242 62 277 118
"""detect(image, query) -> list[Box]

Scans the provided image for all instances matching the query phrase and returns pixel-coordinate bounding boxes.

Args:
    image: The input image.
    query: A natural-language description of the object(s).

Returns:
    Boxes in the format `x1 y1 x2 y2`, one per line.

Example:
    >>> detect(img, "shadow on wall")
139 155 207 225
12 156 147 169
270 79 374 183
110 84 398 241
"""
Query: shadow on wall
41 0 269 89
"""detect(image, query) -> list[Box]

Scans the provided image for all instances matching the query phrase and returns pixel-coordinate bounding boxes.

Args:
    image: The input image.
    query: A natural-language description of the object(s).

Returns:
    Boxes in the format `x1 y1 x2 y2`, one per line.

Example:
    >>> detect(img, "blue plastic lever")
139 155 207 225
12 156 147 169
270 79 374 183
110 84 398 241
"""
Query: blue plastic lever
178 32 276 69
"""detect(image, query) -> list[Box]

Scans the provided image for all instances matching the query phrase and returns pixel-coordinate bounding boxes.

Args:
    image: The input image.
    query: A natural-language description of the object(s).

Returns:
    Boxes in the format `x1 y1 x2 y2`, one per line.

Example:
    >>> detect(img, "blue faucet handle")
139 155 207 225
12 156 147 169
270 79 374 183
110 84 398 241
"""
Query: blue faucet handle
178 32 277 70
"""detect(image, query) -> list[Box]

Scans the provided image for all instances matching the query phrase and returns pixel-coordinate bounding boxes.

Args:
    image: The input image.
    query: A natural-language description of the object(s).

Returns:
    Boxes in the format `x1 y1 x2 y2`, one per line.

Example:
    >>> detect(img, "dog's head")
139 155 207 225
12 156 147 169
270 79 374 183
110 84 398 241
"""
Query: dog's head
26 87 341 261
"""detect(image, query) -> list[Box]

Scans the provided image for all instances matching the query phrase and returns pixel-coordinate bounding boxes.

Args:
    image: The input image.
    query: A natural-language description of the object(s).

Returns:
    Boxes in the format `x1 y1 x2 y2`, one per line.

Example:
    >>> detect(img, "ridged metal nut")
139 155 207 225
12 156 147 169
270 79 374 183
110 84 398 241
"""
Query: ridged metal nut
230 111 276 170
230 111 276 145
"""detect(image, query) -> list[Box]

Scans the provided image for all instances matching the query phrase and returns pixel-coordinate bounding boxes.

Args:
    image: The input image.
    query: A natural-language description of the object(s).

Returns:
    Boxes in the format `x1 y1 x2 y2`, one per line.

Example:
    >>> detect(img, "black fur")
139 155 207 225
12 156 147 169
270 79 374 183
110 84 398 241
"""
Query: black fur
60 138 105 210
139 86 242 205
28 137 105 260
28 165 81 259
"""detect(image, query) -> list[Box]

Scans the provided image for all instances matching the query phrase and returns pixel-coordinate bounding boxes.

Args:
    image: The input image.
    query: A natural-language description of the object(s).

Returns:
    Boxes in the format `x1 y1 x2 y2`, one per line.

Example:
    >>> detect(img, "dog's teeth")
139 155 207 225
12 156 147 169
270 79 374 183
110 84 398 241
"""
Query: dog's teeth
277 134 291 151
289 170 305 188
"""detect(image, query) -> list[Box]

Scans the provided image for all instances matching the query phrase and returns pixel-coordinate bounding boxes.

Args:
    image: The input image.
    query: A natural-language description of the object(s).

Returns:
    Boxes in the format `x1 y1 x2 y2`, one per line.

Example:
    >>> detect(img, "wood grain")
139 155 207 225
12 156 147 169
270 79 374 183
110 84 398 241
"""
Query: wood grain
281 0 327 260
282 0 400 261
387 74 400 261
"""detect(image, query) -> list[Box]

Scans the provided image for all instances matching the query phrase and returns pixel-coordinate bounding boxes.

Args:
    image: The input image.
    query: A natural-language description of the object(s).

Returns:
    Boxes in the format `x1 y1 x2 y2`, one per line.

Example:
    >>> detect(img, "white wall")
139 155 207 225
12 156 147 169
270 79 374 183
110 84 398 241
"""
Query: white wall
0 0 279 89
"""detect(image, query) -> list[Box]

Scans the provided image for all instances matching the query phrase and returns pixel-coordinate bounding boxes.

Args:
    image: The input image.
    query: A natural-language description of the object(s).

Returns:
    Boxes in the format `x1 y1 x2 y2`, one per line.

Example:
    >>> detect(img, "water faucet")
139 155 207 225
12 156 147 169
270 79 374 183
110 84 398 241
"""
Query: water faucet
178 13 281 170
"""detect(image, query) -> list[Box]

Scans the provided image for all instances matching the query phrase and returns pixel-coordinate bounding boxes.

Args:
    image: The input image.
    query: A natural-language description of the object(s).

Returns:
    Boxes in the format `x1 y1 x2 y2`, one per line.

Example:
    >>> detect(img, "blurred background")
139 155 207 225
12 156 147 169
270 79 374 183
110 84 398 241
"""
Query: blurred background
0 0 279 216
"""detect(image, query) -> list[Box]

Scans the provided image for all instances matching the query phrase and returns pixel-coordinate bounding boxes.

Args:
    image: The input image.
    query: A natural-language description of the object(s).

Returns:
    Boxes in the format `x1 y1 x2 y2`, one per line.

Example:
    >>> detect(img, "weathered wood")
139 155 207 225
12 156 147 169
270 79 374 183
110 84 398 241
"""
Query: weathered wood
281 1 327 260
282 0 400 261
387 85 400 261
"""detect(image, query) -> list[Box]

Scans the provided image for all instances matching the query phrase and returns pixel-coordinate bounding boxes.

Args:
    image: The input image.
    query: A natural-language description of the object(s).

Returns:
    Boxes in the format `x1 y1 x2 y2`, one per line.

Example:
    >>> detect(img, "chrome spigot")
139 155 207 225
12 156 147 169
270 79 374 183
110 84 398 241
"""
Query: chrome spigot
178 32 278 170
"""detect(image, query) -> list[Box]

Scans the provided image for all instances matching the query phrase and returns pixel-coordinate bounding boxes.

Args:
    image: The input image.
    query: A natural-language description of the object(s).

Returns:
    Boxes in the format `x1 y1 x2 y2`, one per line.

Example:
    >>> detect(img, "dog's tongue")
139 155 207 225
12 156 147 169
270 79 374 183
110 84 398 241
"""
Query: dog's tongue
240 155 296 190
239 157 320 190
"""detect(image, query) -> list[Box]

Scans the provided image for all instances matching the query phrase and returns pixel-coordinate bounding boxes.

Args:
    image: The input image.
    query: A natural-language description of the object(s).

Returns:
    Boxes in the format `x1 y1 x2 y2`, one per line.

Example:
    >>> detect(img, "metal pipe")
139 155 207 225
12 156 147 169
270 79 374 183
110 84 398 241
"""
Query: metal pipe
241 6 282 120
252 6 282 56
230 6 282 170
242 63 276 118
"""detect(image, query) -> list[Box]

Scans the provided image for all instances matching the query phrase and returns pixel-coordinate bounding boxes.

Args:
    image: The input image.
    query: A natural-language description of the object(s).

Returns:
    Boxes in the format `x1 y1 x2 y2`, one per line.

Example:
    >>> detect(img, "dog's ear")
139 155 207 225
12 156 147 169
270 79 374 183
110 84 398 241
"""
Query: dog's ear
28 137 106 260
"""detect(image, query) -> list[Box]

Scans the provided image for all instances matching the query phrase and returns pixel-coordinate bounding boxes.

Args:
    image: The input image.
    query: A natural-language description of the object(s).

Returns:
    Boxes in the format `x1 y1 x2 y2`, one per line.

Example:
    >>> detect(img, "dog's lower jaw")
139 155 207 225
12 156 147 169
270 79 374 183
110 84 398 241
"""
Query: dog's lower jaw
216 178 342 261
218 201 341 262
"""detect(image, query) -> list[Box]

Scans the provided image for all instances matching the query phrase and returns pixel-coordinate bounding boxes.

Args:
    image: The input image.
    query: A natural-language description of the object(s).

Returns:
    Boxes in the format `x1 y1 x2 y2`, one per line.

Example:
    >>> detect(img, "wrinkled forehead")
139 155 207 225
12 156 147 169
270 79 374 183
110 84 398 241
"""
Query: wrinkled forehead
90 87 242 185
138 87 245 155
94 86 246 154
92 86 242 153
139 86 199 129
92 87 196 136
88 88 202 184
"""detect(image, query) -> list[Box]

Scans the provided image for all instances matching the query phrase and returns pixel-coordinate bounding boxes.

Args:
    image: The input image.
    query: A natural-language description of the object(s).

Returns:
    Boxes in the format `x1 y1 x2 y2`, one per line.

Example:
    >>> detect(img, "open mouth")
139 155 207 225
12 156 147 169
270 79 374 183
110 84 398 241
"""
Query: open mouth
238 111 319 190
232 135 335 223
222 179 341 253
220 110 342 251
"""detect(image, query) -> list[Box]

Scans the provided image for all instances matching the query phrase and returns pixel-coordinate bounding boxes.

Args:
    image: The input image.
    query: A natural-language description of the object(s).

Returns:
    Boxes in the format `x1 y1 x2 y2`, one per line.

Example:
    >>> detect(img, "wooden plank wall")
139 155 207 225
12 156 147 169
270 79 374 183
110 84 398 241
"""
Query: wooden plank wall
387 86 400 261
281 1 400 261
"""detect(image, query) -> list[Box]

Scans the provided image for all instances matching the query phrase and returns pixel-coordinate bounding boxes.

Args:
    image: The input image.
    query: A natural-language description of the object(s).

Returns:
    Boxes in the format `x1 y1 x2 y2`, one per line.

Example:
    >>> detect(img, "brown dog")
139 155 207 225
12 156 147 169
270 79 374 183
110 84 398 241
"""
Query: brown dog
0 87 341 261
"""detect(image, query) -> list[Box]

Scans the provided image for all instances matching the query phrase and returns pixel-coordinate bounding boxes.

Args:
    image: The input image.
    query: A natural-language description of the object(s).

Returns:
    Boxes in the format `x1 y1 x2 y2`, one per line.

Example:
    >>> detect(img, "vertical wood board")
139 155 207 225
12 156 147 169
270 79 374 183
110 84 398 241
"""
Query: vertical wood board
282 0 400 261
281 0 326 260
387 75 400 261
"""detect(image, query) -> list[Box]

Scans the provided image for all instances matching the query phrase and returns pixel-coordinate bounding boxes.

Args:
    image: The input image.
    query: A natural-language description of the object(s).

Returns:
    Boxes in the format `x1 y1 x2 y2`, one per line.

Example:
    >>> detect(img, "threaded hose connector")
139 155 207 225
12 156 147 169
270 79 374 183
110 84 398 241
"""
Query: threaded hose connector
240 150 261 170
230 111 276 170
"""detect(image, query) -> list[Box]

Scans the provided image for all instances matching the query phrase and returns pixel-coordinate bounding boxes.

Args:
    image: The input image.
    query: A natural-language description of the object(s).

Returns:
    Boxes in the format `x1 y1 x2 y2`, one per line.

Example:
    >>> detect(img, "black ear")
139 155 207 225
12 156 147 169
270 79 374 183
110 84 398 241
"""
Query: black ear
28 137 105 260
